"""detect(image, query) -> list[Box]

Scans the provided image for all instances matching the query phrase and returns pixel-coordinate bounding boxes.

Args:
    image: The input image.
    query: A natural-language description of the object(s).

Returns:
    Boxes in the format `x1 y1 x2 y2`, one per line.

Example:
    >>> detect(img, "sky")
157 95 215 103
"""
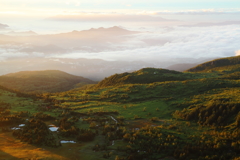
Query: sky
1 0 240 11
1 0 240 32
0 0 239 33
0 0 240 78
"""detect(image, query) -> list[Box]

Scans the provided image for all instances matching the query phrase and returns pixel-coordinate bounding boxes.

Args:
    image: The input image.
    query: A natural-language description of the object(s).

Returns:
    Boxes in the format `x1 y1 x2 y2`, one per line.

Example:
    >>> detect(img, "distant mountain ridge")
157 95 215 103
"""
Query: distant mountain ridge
82 26 138 33
57 26 139 36
0 26 141 55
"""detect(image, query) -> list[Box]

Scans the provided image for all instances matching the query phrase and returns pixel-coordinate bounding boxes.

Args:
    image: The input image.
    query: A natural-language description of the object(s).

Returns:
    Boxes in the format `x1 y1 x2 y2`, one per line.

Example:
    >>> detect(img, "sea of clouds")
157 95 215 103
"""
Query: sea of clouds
0 15 240 67
51 24 240 64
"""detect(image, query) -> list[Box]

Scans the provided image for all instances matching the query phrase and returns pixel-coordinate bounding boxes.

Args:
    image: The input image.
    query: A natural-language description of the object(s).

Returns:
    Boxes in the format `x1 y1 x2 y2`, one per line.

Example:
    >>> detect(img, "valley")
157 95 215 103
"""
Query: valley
0 56 240 160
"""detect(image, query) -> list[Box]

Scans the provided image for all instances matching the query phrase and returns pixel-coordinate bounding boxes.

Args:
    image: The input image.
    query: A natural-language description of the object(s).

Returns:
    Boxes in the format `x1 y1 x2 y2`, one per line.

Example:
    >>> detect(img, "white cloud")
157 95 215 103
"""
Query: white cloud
180 21 240 27
48 14 170 22
49 25 240 65
235 50 240 56
155 9 240 15
0 44 45 60
0 23 9 30
1 24 240 67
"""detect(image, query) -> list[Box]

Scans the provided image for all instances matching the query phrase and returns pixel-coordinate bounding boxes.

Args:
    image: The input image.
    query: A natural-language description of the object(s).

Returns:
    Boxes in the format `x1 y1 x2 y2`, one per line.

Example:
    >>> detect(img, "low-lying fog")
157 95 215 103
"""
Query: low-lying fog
0 12 240 80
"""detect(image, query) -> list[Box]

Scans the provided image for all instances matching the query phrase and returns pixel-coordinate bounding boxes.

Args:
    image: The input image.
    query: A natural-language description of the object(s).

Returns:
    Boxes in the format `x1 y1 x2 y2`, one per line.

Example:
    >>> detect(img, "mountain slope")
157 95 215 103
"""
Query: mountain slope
60 56 240 126
46 56 240 160
186 56 240 72
0 70 95 93
95 67 200 88
1 56 240 160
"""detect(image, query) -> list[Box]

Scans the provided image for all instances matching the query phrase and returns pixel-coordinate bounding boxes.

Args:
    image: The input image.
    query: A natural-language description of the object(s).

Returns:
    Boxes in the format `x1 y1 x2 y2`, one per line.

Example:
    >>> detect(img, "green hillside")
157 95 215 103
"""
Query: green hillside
45 59 240 160
186 55 240 72
1 57 240 160
0 70 95 93
95 68 209 88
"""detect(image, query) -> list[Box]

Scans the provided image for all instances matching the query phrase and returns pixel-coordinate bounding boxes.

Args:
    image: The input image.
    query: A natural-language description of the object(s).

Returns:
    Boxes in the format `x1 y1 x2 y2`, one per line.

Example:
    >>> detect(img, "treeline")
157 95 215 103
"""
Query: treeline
86 111 240 160
121 126 240 160
12 119 61 147
57 116 96 142
174 98 240 127
236 112 240 127
95 68 193 88
31 112 56 121
0 101 11 114
220 71 240 80
0 111 29 126
0 84 37 99
186 56 240 72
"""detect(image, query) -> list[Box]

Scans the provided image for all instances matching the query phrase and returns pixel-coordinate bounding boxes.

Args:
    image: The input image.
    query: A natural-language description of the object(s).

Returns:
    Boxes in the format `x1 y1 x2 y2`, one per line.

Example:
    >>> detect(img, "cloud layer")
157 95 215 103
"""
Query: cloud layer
48 14 171 22
0 22 240 80
236 50 240 56
181 21 240 27
0 23 9 30
0 25 240 64
50 25 240 64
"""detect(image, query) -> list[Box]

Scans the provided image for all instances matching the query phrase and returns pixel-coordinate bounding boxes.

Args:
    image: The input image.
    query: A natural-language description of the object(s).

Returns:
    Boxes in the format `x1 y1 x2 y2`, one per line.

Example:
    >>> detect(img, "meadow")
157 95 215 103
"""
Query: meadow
0 56 240 159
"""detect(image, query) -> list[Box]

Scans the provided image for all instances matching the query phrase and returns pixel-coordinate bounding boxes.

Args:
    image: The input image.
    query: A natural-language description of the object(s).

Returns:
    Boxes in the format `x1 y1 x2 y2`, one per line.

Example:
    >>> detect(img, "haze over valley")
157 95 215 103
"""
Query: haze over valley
1 9 240 80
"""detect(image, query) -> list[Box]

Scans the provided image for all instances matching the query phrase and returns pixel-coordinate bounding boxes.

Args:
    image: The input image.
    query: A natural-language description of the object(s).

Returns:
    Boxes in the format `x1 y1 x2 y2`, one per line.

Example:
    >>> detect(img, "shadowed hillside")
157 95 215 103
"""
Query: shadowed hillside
186 56 240 72
43 56 240 159
1 56 240 160
95 68 197 88
0 70 95 93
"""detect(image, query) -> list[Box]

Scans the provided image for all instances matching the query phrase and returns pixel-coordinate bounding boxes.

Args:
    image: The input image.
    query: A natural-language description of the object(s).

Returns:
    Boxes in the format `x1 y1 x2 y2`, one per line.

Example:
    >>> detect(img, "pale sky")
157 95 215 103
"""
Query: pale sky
0 0 239 33
1 0 240 16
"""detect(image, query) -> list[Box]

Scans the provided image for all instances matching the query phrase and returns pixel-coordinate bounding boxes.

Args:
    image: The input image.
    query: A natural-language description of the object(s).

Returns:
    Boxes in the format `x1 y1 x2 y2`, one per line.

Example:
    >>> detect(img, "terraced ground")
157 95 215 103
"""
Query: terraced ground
0 56 240 160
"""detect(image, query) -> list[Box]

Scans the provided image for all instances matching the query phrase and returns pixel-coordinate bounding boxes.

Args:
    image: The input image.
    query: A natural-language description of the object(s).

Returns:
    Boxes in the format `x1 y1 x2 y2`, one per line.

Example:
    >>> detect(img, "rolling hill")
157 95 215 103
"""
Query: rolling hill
43 56 240 159
0 70 95 93
95 68 195 88
1 56 240 160
186 55 240 72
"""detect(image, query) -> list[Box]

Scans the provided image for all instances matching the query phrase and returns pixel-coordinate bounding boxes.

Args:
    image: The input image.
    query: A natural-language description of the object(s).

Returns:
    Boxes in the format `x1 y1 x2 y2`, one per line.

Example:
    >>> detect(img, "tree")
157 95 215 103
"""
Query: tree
115 155 120 160
236 113 240 128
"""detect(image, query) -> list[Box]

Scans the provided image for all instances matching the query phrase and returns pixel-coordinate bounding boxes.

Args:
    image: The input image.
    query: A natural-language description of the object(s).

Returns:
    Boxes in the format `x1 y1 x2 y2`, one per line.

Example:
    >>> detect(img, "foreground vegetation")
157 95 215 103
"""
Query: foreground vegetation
1 56 240 159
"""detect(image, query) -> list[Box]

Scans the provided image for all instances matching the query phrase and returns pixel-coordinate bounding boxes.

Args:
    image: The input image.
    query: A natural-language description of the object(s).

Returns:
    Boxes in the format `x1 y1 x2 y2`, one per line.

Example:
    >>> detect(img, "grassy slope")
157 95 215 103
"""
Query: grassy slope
1 57 240 159
52 76 240 121
0 89 39 114
0 88 94 160
0 87 126 160
95 68 204 88
186 55 240 72
46 64 240 159
0 70 95 93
